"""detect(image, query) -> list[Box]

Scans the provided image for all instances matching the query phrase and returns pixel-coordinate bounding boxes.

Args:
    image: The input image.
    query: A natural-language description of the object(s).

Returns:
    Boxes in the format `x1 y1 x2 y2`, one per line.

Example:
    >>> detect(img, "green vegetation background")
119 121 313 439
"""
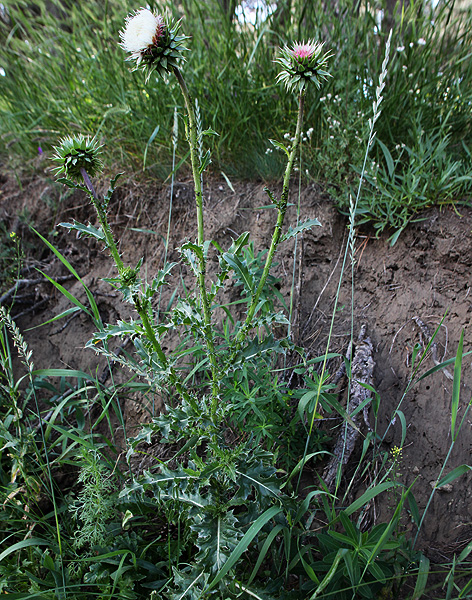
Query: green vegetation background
1 0 471 237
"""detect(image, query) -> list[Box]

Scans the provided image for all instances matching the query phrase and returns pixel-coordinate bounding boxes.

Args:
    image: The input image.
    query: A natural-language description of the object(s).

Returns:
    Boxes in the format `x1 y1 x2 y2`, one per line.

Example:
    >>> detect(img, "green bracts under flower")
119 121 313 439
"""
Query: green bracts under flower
52 134 103 181
275 40 332 93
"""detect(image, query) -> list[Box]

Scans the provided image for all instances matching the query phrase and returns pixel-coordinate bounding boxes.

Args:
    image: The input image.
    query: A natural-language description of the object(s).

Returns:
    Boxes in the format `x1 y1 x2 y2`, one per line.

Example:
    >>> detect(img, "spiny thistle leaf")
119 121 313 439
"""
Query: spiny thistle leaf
191 511 242 574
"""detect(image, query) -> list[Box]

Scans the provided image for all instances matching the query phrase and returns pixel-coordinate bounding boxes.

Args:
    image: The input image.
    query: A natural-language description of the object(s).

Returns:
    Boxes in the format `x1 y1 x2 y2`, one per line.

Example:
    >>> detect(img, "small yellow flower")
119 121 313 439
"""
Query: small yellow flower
391 445 402 461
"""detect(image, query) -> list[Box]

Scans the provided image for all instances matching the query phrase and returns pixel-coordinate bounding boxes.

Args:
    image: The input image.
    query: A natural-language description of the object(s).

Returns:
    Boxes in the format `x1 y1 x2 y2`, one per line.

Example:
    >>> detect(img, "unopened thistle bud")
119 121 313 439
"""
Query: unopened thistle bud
52 134 103 181
276 41 332 94
120 8 189 82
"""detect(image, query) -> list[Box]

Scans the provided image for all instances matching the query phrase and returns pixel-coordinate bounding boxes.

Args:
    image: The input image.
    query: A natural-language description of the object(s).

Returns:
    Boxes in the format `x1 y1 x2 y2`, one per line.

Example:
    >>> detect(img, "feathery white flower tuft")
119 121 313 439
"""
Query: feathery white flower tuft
119 8 189 81
120 9 164 61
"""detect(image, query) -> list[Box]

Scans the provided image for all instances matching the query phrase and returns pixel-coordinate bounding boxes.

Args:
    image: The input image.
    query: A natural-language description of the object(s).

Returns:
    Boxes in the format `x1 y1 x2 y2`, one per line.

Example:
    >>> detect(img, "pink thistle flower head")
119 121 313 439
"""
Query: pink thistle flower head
120 8 189 82
276 39 332 94
292 42 317 61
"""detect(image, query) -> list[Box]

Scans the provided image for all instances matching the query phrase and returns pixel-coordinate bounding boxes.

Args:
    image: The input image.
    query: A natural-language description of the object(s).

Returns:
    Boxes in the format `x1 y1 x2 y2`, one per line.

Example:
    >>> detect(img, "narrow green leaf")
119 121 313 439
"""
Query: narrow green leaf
436 464 472 488
222 252 254 293
32 368 95 381
269 138 290 157
0 538 49 562
32 228 82 281
38 270 90 317
344 482 395 516
460 577 472 598
406 489 421 527
451 330 464 439
26 306 81 330
143 124 160 171
281 218 321 242
309 548 349 599
221 170 235 192
206 506 282 591
458 539 472 562
247 525 284 585
377 138 395 178
59 220 105 241
412 553 430 599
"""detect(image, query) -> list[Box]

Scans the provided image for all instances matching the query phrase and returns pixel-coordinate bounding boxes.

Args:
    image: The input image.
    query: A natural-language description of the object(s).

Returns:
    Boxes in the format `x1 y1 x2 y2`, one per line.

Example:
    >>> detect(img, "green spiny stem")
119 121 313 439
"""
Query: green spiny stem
80 168 173 380
134 295 168 368
236 91 306 345
173 66 220 413
135 297 188 399
80 167 124 274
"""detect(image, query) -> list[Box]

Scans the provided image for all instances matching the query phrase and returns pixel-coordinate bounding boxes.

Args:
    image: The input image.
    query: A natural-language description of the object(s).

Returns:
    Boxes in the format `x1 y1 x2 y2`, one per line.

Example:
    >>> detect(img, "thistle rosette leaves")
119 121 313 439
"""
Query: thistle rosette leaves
275 40 332 94
52 134 103 181
120 8 189 82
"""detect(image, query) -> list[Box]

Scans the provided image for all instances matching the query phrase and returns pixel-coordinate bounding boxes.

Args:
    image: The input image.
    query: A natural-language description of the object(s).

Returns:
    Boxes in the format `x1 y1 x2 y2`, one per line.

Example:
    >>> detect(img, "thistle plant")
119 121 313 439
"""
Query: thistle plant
235 41 331 347
121 7 220 410
51 135 178 392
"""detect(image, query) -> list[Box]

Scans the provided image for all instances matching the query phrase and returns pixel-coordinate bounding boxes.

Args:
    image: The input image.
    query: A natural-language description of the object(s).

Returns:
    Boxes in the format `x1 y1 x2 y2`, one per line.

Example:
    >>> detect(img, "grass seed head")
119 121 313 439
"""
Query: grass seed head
51 134 103 181
120 8 189 81
276 40 333 94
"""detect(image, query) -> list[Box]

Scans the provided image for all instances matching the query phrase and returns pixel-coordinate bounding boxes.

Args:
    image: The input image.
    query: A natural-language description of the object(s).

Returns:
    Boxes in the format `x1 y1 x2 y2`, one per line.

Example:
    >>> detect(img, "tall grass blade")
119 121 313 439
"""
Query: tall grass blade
451 330 464 439
412 553 430 600
309 548 349 599
205 506 283 591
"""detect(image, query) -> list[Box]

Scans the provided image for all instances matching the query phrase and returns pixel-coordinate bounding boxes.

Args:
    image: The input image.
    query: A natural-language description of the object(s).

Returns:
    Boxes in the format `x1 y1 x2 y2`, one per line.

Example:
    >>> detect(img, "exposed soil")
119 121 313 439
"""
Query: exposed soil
1 166 471 563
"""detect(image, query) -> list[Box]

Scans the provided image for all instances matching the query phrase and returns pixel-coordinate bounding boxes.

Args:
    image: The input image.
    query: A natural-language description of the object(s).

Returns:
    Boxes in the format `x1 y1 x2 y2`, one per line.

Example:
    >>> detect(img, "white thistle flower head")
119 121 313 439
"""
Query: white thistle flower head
275 40 332 94
120 9 165 57
120 8 189 81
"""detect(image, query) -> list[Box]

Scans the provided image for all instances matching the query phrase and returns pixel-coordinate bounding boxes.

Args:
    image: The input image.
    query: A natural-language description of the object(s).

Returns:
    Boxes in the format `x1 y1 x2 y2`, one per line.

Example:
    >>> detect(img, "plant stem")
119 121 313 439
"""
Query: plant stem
173 66 220 415
80 167 124 274
80 168 173 379
237 90 306 344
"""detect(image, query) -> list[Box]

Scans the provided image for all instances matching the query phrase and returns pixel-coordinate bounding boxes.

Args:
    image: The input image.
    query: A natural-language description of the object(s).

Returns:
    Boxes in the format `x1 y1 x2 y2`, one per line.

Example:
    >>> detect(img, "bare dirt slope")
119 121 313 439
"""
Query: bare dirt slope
1 170 471 557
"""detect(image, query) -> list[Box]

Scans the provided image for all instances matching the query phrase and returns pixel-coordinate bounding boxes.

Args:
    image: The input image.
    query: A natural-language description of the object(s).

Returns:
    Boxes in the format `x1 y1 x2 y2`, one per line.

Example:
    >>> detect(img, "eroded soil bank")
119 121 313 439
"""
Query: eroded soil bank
1 170 471 560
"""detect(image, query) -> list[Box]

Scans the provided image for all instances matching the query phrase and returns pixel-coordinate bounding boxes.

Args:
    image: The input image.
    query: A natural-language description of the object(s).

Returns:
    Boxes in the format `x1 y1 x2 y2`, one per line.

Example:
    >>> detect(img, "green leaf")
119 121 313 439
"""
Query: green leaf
269 138 290 157
33 228 102 327
281 218 321 242
206 506 283 591
451 330 464 439
235 463 280 501
227 231 250 256
59 220 105 241
56 177 78 189
412 553 430 599
344 482 396 516
436 464 472 488
199 148 212 174
309 548 349 599
460 578 472 599
221 170 235 192
247 524 284 585
38 269 91 317
192 510 241 574
143 124 160 171
32 368 96 381
377 138 395 178
26 306 81 330
0 538 50 562
201 127 219 137
222 252 254 294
